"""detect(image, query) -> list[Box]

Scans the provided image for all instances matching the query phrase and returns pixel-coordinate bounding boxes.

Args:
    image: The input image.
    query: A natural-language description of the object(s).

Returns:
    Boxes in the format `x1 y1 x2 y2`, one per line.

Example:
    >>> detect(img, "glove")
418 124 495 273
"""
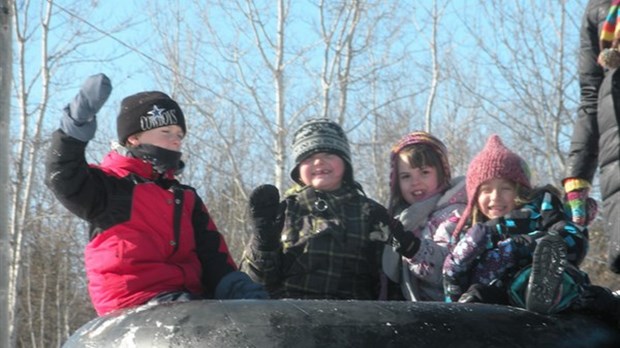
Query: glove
369 205 420 258
214 271 269 300
484 209 534 237
60 73 112 142
249 184 284 250
510 234 537 260
536 190 565 230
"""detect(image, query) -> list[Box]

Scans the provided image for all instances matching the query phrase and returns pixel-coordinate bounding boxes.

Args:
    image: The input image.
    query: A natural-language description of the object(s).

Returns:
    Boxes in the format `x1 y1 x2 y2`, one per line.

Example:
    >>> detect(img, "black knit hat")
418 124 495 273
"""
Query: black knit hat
117 91 186 145
290 118 353 185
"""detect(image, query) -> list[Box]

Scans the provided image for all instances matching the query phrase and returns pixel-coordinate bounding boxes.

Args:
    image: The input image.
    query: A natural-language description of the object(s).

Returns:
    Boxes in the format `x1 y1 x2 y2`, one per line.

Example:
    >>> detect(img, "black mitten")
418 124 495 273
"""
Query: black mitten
249 185 284 250
484 208 535 236
539 191 566 230
369 204 420 258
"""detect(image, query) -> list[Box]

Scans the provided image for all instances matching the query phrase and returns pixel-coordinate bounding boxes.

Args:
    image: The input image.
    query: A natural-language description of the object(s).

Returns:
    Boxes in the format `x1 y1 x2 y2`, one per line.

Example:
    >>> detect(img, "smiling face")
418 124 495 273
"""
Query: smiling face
397 154 440 204
298 152 345 191
476 178 518 219
126 125 185 152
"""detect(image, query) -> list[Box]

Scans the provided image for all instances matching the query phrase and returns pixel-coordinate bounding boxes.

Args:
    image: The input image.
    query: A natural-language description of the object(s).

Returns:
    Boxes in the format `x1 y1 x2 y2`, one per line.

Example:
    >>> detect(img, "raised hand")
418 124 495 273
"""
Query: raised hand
249 184 284 250
60 73 112 142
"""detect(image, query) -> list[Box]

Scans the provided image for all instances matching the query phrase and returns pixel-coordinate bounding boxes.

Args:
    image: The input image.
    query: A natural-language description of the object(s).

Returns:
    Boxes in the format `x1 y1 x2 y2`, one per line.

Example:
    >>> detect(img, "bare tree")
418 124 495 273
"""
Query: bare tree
453 0 581 185
9 1 134 345
0 0 13 347
10 2 56 344
10 2 615 346
421 1 444 133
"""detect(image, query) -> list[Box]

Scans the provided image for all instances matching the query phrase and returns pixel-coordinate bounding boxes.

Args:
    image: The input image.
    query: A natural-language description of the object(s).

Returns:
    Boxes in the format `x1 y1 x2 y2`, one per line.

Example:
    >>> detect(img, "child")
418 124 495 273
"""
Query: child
241 118 420 300
45 74 267 316
442 134 590 313
382 132 467 301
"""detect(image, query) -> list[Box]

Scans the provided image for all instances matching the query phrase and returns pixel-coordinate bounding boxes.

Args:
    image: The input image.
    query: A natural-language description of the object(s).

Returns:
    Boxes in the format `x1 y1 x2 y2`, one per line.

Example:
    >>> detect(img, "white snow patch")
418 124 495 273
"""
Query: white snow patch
154 321 176 339
87 313 130 337
117 326 139 347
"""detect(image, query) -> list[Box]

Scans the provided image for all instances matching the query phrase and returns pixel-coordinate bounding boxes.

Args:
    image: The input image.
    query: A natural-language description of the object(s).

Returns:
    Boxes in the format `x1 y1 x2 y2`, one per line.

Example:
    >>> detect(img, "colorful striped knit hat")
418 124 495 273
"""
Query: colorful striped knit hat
600 0 620 50
453 134 531 237
598 0 620 68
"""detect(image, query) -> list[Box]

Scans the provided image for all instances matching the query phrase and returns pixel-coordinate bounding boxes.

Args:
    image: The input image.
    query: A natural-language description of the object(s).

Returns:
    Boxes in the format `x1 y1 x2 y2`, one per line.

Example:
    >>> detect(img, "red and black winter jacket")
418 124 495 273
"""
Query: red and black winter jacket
45 130 237 316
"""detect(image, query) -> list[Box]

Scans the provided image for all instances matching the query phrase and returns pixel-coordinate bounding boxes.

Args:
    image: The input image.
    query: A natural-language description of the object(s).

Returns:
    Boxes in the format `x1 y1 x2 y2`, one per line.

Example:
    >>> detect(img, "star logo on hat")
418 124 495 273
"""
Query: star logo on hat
147 105 165 119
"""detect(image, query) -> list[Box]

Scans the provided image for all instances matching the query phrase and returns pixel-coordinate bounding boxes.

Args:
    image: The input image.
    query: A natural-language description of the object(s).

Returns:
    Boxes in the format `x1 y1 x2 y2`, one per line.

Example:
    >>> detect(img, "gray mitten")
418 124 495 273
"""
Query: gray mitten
60 73 112 142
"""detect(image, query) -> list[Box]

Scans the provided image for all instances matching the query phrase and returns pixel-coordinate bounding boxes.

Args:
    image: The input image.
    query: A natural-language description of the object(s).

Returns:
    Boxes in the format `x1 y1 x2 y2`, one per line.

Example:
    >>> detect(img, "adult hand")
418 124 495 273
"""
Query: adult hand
565 189 589 226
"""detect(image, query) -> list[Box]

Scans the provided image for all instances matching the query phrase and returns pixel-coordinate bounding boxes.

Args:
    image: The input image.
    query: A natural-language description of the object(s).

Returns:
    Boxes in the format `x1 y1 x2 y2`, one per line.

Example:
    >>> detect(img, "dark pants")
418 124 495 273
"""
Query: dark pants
148 291 203 305
605 191 620 273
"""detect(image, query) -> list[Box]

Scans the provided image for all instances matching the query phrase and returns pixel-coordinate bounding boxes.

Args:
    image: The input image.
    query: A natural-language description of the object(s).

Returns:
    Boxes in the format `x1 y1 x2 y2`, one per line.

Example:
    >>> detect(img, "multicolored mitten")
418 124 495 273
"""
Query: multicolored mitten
563 178 593 226
565 189 589 226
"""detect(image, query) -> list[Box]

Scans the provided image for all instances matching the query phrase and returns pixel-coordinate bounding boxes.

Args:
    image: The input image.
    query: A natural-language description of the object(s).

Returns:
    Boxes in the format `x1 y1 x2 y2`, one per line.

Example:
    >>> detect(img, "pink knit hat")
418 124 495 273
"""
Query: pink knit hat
453 134 531 237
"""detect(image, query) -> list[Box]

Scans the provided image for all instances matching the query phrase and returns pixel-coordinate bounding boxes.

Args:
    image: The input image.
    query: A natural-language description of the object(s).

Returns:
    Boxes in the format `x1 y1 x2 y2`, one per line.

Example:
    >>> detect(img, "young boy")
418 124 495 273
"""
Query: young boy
45 73 266 316
241 118 419 300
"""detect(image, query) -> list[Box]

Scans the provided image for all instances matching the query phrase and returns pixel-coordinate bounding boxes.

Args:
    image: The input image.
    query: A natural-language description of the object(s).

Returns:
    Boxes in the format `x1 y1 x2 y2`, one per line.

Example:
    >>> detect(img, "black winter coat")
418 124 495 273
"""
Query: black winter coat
597 69 620 201
566 0 620 203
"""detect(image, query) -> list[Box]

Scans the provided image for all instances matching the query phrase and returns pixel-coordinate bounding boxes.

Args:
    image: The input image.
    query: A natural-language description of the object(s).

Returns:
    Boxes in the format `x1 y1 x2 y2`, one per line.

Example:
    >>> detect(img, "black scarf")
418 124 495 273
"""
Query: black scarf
128 144 183 174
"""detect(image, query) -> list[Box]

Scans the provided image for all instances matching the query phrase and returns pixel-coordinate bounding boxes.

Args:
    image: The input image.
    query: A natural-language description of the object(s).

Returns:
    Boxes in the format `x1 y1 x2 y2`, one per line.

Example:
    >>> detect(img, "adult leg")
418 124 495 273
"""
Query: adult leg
605 192 620 273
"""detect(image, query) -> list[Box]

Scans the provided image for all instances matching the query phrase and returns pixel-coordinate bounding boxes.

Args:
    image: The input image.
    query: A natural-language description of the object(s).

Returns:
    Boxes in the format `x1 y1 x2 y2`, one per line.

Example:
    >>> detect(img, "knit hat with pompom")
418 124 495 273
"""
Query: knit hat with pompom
290 118 353 185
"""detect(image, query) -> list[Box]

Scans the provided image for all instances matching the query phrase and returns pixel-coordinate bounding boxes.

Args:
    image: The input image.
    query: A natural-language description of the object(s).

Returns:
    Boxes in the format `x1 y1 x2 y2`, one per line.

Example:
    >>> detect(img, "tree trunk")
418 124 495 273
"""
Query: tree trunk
0 0 13 347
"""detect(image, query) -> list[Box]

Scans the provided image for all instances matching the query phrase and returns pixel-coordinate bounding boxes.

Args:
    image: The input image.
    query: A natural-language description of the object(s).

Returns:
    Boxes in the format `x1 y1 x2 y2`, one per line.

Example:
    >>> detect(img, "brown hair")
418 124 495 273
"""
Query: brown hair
389 143 450 212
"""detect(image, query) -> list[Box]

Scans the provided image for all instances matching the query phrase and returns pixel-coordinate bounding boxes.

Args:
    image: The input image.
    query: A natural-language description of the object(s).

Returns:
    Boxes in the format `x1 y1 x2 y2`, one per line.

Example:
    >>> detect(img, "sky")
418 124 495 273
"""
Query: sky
15 1 586 113
10 0 590 179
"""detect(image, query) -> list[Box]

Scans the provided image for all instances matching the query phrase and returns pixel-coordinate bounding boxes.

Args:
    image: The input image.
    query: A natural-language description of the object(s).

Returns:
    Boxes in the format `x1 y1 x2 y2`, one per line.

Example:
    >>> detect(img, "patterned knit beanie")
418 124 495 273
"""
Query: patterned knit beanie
117 91 186 145
290 118 352 185
389 131 451 208
599 1 620 69
453 134 532 236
